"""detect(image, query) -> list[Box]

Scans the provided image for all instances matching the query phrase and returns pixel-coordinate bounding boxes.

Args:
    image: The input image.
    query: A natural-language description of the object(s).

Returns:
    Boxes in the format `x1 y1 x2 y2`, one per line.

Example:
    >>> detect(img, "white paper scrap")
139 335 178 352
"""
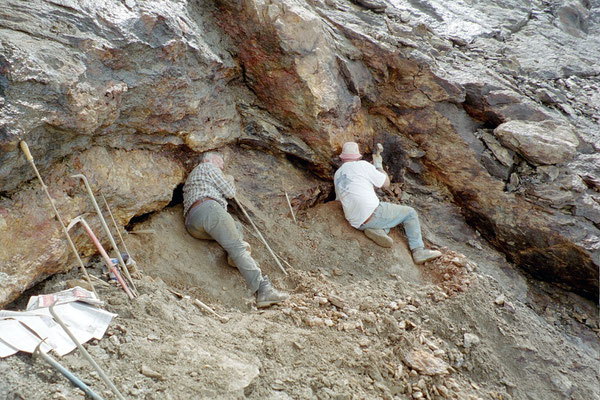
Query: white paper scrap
26 287 103 310
1 313 76 356
35 303 116 341
0 297 116 358
0 319 52 354
0 338 18 358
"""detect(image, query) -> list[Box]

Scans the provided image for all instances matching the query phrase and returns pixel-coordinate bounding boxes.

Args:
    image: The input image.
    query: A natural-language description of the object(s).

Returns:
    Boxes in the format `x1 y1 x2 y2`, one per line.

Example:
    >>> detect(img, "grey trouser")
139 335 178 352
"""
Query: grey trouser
185 200 262 293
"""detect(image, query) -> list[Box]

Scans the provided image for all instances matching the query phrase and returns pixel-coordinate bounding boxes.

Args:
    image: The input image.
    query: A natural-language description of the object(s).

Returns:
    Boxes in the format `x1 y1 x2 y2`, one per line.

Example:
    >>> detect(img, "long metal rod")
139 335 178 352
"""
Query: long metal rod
284 191 297 224
19 141 98 299
33 341 104 400
71 174 137 295
49 306 127 400
99 191 139 276
241 224 294 270
233 197 287 276
73 217 135 300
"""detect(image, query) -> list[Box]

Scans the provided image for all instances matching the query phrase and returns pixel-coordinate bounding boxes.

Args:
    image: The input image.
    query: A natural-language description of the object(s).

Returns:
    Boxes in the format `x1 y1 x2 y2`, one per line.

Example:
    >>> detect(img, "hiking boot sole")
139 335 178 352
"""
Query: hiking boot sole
256 298 287 308
413 250 442 265
364 229 393 248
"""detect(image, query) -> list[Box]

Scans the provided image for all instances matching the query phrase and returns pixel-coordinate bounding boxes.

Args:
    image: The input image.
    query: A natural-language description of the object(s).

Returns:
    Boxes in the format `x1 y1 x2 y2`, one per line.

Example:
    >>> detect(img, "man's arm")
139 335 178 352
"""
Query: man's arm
371 149 390 189
210 166 236 198
376 168 391 189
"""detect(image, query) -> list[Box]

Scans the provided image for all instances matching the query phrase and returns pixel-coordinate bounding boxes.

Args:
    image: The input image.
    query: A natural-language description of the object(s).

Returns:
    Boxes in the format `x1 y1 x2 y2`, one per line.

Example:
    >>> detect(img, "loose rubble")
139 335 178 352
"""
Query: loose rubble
3 199 597 399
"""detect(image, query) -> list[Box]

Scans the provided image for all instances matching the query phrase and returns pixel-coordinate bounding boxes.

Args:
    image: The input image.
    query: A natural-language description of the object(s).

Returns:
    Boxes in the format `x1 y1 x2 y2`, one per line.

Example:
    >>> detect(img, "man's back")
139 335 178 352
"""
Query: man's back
183 162 235 216
334 160 386 228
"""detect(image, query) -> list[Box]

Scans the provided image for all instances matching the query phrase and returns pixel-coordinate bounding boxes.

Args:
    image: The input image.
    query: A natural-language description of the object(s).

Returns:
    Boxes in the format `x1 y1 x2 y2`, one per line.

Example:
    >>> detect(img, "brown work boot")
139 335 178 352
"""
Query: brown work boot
256 276 289 308
412 247 442 264
364 228 393 248
227 241 252 267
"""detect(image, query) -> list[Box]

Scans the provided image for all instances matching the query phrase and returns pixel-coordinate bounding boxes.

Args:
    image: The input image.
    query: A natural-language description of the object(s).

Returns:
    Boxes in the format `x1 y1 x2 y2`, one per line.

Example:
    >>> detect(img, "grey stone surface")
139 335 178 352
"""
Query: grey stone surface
494 119 580 165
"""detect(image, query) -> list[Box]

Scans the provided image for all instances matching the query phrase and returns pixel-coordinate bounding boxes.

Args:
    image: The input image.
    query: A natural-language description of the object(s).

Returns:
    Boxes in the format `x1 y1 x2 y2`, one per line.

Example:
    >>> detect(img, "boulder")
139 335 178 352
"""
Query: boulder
403 348 450 376
494 120 580 165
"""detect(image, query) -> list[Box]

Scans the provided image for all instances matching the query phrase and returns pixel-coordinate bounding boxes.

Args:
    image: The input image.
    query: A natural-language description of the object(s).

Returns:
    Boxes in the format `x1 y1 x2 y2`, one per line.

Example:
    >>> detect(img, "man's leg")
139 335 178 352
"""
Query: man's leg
186 201 262 293
361 202 425 250
186 201 289 306
185 208 213 240
226 221 251 267
362 202 441 264
363 227 394 248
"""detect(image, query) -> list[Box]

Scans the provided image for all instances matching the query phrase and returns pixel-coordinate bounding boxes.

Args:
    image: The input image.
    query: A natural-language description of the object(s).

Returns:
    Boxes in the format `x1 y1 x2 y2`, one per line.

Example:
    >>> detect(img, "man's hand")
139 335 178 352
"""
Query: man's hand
373 153 383 170
373 143 384 170
224 174 235 185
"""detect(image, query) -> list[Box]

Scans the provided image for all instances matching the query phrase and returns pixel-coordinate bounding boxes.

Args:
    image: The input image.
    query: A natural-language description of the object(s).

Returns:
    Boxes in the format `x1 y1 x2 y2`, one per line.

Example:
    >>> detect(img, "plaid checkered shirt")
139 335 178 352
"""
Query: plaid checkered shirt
183 162 236 216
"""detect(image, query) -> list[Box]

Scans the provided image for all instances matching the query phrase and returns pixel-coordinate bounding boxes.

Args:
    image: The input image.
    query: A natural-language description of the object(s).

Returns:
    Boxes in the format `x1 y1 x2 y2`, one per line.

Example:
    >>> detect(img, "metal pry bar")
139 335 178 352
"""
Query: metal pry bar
71 174 137 295
33 341 104 400
284 191 297 224
99 191 139 276
49 306 127 400
67 216 135 300
233 196 287 276
19 141 98 299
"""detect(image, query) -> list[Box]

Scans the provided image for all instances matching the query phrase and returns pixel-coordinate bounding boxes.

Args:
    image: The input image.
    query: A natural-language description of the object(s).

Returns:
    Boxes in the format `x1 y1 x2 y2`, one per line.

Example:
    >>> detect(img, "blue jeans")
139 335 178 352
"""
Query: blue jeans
185 200 263 293
359 202 424 250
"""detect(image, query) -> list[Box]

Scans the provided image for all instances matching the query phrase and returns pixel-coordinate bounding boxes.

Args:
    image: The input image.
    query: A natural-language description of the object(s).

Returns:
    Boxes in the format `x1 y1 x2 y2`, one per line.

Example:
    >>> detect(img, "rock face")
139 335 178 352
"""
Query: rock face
0 147 184 307
0 0 598 305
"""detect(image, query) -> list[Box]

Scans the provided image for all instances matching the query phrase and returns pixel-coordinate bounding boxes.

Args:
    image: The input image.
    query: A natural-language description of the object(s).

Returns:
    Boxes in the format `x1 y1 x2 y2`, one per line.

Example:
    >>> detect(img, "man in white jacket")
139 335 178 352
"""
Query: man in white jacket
334 142 441 264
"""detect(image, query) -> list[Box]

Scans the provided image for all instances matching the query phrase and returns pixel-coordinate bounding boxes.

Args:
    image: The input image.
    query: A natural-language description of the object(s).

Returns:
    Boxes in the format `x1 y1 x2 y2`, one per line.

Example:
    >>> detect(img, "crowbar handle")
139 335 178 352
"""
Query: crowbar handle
77 218 135 300
72 174 137 296
19 141 99 299
233 197 287 276
33 341 104 400
49 306 127 400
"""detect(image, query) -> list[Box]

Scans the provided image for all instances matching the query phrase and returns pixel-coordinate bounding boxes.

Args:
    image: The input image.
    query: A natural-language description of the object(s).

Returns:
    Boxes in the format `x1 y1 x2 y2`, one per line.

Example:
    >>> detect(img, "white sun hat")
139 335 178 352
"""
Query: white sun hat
339 141 362 161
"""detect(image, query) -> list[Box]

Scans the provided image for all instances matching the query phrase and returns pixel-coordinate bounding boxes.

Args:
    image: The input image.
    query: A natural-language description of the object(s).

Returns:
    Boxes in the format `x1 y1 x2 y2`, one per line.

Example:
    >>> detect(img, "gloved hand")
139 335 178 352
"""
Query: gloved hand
372 152 383 170
224 174 235 184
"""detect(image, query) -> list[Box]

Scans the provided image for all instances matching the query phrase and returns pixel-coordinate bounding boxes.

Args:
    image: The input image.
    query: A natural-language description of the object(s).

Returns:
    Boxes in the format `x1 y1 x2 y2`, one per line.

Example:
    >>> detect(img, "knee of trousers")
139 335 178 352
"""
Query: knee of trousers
407 207 418 219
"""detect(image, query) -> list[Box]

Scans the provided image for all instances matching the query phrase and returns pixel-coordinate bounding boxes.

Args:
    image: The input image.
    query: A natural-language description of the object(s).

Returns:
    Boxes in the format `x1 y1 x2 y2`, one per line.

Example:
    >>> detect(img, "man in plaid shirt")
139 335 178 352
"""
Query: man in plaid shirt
183 151 289 308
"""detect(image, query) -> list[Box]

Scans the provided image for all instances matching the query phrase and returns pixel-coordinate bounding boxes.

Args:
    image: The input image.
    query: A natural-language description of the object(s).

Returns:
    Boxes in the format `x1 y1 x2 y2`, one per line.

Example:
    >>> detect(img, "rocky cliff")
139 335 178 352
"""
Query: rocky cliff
0 0 598 307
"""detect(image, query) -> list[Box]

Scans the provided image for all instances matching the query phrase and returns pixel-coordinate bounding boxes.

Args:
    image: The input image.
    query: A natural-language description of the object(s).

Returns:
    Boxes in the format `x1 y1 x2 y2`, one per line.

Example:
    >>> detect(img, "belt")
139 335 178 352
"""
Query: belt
186 197 215 217
361 211 375 227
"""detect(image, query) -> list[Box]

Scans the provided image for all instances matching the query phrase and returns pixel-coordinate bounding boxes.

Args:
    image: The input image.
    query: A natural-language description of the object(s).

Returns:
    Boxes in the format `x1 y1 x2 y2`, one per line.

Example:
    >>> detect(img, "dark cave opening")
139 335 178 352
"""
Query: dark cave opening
167 183 184 208
125 183 184 230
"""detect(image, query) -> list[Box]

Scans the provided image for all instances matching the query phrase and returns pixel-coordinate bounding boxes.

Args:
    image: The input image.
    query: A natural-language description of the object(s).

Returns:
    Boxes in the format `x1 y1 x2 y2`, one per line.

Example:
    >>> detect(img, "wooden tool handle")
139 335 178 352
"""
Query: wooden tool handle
20 140 33 162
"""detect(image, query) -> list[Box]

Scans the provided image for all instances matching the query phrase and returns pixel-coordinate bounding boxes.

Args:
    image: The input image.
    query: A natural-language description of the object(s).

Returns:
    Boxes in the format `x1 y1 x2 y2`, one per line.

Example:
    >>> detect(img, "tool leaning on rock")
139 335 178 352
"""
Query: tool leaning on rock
67 216 135 300
233 196 288 276
19 141 98 299
72 174 138 296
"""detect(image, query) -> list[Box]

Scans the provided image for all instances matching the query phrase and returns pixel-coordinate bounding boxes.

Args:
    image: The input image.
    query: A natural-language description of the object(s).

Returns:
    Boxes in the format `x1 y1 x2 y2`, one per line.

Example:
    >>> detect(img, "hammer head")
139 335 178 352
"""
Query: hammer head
33 338 51 359
66 216 84 231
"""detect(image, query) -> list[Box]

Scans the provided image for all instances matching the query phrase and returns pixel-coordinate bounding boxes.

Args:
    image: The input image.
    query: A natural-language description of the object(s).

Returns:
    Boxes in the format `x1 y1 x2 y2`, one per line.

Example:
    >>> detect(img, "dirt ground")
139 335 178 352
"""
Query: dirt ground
2 149 599 399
